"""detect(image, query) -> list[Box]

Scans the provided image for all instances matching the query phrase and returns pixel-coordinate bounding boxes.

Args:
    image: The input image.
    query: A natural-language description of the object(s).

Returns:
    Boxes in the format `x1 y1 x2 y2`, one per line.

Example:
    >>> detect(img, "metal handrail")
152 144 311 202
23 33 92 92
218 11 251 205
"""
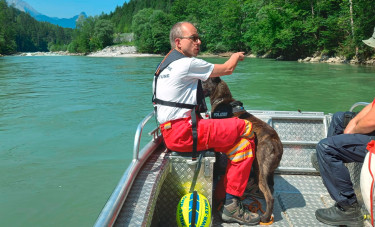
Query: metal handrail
133 111 157 160
350 102 370 112
94 111 162 227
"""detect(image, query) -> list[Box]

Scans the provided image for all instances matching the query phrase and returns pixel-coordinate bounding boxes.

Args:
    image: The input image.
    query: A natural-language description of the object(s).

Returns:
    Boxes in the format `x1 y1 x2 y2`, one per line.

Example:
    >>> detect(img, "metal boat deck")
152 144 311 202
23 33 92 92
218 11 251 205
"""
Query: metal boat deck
95 106 371 227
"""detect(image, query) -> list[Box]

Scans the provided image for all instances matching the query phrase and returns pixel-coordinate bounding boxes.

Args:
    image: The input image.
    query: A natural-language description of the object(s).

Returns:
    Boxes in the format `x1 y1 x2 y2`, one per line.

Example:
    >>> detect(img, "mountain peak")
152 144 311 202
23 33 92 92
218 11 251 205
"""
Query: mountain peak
6 0 87 28
7 0 40 16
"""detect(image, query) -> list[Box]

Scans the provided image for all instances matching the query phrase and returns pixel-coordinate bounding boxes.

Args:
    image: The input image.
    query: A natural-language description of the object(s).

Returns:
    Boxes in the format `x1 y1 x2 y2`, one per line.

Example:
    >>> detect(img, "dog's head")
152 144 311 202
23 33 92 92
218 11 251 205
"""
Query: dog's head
202 77 221 98
202 77 235 112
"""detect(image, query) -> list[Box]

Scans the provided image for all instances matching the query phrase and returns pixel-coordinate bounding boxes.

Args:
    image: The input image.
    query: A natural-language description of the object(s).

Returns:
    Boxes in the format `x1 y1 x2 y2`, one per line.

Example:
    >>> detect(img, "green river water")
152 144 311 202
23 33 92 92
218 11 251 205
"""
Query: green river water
0 55 374 226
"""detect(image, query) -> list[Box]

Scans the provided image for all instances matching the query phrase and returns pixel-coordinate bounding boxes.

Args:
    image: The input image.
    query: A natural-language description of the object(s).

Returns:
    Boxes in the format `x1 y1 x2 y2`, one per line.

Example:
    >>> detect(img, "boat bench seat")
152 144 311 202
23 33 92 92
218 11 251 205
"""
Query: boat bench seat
152 150 216 226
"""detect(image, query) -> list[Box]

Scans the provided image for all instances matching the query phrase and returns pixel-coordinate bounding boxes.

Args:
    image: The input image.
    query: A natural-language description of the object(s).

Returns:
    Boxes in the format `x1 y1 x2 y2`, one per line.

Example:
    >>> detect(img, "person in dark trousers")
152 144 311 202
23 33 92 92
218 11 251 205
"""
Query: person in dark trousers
314 27 375 226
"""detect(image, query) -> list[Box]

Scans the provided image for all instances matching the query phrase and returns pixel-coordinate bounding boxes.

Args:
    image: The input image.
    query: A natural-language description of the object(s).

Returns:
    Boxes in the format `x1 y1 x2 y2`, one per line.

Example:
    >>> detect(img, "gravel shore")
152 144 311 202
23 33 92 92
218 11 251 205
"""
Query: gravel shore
10 45 161 57
87 45 161 57
7 45 374 64
298 55 375 65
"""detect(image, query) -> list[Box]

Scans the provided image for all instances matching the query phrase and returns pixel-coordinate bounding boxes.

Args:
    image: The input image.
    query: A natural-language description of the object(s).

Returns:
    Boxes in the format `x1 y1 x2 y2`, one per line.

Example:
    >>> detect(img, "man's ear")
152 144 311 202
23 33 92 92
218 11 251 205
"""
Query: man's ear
175 38 181 49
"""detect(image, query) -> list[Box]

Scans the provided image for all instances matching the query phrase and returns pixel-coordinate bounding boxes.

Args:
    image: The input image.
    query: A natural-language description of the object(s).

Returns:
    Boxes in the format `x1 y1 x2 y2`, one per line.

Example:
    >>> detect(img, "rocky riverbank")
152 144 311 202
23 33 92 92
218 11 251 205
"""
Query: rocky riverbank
298 55 375 65
87 45 161 57
9 45 160 57
13 51 84 56
201 51 375 65
5 45 375 65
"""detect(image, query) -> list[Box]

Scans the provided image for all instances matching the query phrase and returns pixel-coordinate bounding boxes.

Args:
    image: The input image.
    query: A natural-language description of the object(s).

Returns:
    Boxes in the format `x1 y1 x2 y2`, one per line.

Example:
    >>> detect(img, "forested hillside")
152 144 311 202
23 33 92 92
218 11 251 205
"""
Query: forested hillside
0 0 72 55
105 0 375 60
1 0 375 61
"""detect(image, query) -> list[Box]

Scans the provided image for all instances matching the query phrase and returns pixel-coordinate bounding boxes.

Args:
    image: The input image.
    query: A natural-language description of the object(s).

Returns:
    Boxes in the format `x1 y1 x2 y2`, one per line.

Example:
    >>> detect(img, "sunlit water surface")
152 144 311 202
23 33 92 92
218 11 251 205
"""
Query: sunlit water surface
0 56 374 226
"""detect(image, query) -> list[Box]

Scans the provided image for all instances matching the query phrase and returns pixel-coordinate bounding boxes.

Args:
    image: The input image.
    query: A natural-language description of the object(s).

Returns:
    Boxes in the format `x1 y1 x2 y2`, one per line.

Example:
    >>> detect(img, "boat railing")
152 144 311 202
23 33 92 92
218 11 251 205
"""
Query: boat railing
350 102 370 112
133 111 160 159
94 111 162 227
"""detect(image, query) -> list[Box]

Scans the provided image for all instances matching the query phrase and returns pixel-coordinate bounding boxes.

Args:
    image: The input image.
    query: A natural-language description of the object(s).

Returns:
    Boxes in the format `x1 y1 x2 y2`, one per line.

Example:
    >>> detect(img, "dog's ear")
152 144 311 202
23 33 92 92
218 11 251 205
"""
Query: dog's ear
212 77 221 83
202 78 214 97
217 80 233 100
202 77 223 97
210 79 235 111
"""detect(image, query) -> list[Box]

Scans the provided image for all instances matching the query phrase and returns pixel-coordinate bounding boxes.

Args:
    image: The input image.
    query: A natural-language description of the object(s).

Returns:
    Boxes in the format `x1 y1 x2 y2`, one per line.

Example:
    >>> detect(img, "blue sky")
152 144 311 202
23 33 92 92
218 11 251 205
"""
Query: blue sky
25 0 127 18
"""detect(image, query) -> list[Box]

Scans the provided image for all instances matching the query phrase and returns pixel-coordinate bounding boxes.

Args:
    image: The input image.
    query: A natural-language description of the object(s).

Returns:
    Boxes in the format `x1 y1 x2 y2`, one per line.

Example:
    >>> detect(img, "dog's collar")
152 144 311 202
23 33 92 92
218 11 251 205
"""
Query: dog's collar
232 105 245 113
230 101 245 113
212 98 224 107
212 99 245 112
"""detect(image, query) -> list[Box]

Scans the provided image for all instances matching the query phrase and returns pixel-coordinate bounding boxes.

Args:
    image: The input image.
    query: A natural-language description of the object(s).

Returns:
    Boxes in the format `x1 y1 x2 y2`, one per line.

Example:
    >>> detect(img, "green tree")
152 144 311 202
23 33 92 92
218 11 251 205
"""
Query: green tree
351 0 375 58
91 19 114 50
220 0 245 51
0 0 16 54
132 8 154 53
132 8 173 54
73 15 96 53
5 0 375 58
0 0 73 54
150 11 173 53
69 16 115 53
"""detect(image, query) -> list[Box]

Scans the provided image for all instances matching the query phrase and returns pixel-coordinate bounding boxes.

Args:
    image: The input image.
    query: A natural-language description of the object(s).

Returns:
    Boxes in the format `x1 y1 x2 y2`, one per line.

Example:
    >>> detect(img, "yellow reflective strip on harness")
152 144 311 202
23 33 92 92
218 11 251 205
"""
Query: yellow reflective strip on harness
230 150 253 162
245 131 255 139
228 150 251 159
227 139 249 157
227 138 254 162
241 120 254 139
164 122 172 130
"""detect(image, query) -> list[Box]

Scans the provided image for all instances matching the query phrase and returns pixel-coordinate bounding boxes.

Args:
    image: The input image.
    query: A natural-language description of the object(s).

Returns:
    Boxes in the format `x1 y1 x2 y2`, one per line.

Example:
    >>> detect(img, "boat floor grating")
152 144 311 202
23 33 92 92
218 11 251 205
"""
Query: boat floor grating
212 175 334 227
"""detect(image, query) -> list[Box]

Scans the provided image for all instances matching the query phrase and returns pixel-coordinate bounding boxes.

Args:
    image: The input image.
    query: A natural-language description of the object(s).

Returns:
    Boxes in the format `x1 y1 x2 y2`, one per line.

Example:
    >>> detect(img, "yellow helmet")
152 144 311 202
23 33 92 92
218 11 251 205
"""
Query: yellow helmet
176 191 211 227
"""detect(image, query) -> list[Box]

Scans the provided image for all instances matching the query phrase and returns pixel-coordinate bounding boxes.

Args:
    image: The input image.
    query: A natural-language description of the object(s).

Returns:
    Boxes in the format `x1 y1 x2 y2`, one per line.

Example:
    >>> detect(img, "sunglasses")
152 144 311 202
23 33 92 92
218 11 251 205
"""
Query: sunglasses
179 35 201 42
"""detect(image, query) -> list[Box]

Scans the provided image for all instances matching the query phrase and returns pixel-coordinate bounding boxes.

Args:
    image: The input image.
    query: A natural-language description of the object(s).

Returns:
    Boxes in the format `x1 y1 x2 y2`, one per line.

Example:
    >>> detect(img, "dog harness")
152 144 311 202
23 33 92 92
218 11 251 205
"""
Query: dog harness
211 100 246 119
152 49 208 160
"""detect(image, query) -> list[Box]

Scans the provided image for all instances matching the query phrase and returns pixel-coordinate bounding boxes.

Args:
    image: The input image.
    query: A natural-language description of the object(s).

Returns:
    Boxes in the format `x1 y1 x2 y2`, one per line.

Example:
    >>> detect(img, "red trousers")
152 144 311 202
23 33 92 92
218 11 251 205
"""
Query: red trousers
161 116 255 197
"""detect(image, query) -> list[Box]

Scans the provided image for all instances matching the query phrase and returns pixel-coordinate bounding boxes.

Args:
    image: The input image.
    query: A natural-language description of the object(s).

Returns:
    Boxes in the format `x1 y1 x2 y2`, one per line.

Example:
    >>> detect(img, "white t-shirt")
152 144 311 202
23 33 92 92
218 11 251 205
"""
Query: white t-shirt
154 57 214 124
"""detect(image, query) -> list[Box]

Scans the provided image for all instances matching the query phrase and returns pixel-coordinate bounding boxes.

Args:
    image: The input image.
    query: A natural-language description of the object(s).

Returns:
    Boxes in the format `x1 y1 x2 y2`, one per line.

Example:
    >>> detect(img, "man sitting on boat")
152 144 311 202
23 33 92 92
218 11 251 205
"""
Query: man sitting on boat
314 27 375 226
152 21 260 225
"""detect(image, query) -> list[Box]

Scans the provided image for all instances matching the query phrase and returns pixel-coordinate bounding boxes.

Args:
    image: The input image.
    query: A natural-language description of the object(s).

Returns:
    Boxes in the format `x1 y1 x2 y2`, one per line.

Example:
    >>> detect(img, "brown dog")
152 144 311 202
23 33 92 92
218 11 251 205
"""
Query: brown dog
202 77 283 223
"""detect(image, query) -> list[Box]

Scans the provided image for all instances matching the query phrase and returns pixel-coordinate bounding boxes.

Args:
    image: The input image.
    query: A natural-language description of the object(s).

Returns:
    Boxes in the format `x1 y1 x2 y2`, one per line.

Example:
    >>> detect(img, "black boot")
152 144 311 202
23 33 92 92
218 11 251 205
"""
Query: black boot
315 202 363 226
